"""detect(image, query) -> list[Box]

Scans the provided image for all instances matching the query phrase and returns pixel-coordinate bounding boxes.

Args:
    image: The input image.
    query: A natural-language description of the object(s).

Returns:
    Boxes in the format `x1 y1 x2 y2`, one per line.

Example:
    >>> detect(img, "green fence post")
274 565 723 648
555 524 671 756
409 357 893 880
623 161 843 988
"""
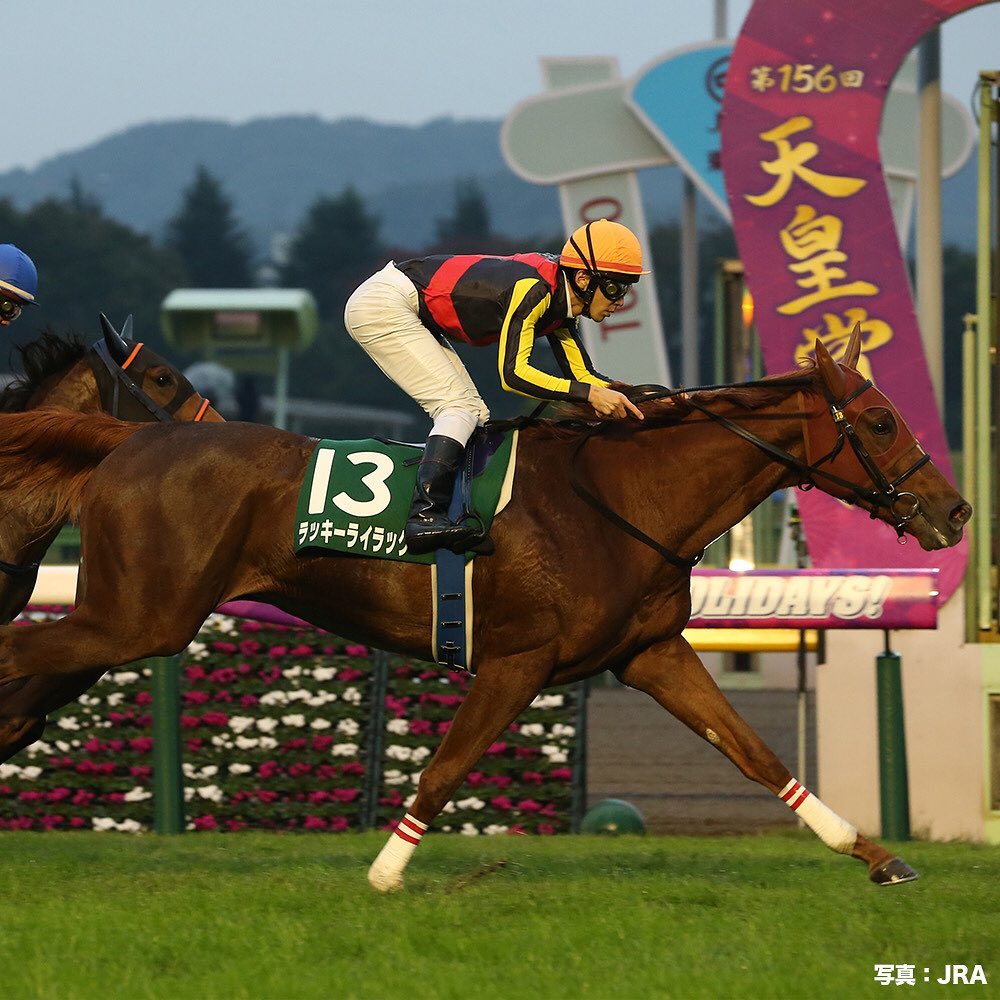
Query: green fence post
150 654 184 834
570 679 589 833
361 649 390 830
876 631 910 841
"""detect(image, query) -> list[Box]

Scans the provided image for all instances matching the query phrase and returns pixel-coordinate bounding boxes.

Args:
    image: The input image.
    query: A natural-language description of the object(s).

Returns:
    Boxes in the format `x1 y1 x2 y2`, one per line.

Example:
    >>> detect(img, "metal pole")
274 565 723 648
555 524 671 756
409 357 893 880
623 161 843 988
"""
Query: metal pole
273 347 290 430
571 679 589 833
681 178 699 387
875 631 910 840
151 655 184 835
974 73 998 633
361 649 390 830
917 28 944 410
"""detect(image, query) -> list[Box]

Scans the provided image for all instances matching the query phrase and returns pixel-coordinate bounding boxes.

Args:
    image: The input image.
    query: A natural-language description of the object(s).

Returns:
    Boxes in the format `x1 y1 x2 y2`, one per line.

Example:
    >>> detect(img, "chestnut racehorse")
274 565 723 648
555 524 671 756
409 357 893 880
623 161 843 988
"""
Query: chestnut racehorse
0 315 223 755
0 329 970 889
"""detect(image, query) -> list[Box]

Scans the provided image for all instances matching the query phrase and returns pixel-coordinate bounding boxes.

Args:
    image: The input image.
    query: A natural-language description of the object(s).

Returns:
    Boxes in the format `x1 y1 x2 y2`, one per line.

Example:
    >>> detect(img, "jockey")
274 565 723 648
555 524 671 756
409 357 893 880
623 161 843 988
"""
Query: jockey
0 244 38 327
345 218 649 556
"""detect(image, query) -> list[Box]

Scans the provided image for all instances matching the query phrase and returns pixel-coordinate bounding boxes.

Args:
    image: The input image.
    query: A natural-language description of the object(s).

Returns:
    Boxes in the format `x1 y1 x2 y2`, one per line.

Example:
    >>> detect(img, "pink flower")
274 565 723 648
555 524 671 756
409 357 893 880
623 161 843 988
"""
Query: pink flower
521 771 544 785
311 736 334 752
549 768 572 781
184 665 206 681
183 690 210 704
344 644 368 657
240 694 259 708
409 719 433 736
211 641 238 654
289 644 312 656
303 815 327 829
339 762 364 776
268 645 288 657
517 799 542 813
135 691 153 706
130 766 152 780
238 638 261 655
307 791 329 803
258 761 281 778
332 788 359 803
490 796 513 811
192 815 218 830
537 823 556 836
200 711 230 727
329 816 349 832
466 771 485 786
486 741 508 755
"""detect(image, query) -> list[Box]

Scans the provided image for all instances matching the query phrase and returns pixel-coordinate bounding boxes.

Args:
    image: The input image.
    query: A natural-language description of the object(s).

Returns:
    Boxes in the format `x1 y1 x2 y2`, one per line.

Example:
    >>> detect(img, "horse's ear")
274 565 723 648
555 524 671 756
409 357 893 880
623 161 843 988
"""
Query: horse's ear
815 337 846 399
100 313 131 367
843 321 862 370
121 314 134 342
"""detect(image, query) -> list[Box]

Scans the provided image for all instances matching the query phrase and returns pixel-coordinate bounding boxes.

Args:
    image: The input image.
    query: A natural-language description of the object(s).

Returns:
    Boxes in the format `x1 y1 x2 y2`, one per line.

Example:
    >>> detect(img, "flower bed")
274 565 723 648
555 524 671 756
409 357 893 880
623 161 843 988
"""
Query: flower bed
0 611 582 834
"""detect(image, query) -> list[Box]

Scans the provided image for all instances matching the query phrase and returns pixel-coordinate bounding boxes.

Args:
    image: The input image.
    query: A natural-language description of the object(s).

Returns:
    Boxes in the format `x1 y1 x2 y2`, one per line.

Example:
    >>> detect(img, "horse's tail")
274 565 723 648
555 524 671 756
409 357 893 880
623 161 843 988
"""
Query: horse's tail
0 408 145 522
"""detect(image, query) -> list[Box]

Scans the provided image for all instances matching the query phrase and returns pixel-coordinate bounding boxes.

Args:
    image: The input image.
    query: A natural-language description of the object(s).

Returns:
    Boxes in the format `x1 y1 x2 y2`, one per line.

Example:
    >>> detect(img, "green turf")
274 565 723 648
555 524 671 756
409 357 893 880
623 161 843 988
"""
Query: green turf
1 830 997 999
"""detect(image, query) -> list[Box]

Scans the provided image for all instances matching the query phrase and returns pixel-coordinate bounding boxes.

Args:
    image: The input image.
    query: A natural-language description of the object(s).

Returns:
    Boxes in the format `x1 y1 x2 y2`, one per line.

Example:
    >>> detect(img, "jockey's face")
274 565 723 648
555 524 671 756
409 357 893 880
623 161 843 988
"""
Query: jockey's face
587 280 631 322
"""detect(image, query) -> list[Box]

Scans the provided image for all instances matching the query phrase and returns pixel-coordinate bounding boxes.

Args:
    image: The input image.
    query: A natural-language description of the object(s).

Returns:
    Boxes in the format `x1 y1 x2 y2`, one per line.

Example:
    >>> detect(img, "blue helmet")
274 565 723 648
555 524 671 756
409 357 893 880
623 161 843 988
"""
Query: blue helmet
0 244 38 304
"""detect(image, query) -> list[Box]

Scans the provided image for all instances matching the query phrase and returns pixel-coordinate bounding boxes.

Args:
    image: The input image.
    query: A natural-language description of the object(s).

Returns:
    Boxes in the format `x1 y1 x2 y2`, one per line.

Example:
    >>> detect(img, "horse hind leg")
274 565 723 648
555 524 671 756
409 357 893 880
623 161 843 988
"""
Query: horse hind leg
618 637 916 886
368 654 550 893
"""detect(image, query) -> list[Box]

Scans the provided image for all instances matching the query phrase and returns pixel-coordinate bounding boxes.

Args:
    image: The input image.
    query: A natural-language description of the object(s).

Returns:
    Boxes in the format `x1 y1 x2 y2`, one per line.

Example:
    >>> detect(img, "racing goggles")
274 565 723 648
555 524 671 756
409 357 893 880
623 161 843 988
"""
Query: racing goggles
594 274 637 301
0 295 23 323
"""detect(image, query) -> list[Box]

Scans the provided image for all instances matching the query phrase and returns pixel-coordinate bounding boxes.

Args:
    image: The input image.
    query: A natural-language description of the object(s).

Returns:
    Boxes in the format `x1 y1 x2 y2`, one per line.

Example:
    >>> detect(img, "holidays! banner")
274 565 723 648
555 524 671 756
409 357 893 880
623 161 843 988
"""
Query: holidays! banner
720 0 991 603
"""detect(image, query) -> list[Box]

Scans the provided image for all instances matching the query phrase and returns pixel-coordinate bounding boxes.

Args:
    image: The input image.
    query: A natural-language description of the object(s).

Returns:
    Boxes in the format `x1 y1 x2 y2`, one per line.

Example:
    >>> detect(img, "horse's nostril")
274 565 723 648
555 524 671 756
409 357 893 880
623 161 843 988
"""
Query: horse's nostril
950 502 973 527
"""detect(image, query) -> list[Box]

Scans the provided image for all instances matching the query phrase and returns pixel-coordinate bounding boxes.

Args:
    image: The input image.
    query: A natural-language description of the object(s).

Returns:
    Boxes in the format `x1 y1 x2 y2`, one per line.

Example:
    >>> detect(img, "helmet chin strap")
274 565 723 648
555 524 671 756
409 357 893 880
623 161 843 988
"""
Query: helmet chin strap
569 229 600 318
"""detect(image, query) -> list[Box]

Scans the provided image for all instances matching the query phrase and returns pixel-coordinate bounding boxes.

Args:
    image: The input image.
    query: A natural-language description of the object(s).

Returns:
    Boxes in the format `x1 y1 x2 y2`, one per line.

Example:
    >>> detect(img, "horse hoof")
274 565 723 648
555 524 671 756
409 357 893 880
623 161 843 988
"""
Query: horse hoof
367 865 404 893
869 858 919 886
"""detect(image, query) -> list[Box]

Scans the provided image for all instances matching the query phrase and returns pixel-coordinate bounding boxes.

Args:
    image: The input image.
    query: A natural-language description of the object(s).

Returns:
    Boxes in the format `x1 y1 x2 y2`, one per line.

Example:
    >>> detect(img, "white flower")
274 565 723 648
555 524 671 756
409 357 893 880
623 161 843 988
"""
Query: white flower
30 741 52 755
258 736 278 750
200 765 219 778
331 742 358 757
484 825 509 836
56 717 80 731
55 741 70 752
183 788 195 802
404 793 416 808
0 763 20 779
18 766 42 781
281 714 306 728
383 769 408 785
256 718 278 733
92 817 118 832
386 718 409 735
312 667 337 682
531 694 565 709
287 689 310 702
124 786 152 802
105 693 126 708
187 641 207 658
310 718 332 730
283 665 303 679
549 723 575 738
228 716 256 734
460 823 480 836
519 723 544 737
336 718 359 736
182 763 197 777
540 745 568 763
385 745 412 761
110 671 140 685
117 819 143 834
195 785 224 802
442 801 456 813
342 687 362 705
305 692 336 707
456 797 485 811
229 763 252 775
235 736 260 750
259 691 288 707
210 736 233 748
410 747 430 763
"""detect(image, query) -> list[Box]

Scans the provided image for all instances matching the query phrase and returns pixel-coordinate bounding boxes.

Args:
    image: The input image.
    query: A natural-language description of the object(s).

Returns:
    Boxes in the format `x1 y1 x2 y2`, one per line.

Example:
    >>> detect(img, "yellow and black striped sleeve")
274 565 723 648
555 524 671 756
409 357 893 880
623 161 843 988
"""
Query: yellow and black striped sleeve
548 321 612 388
498 278 601 401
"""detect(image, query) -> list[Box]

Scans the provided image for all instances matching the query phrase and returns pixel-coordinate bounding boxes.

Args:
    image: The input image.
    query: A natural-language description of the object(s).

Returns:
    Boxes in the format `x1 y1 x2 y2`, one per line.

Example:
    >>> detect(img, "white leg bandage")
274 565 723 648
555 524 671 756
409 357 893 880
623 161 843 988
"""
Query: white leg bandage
367 813 428 893
778 779 857 855
431 408 478 447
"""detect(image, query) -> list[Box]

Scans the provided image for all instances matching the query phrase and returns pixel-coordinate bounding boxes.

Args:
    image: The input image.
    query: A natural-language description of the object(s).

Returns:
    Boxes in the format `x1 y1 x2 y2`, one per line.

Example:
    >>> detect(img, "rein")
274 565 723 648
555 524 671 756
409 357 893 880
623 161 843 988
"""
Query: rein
563 375 931 567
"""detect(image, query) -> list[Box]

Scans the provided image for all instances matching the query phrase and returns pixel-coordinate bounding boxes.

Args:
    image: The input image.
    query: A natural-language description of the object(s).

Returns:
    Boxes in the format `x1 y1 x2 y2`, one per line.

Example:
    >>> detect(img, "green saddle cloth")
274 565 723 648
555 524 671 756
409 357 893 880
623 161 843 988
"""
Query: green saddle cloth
294 433 516 565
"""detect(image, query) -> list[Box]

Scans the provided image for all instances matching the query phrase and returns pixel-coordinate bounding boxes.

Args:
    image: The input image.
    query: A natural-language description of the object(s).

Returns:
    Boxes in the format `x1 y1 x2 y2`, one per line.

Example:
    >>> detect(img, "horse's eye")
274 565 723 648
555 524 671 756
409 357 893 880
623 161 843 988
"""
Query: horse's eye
871 414 894 435
154 373 173 388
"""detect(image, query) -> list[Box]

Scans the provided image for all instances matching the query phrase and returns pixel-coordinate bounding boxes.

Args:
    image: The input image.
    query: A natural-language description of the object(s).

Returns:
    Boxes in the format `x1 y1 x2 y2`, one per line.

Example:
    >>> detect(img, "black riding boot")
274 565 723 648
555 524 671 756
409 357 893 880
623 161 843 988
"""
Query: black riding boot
404 435 487 555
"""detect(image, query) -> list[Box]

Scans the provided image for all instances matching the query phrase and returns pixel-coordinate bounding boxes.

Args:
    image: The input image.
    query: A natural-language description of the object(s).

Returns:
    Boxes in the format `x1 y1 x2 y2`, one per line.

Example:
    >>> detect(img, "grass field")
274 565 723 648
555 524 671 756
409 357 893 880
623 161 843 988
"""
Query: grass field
1 830 997 1000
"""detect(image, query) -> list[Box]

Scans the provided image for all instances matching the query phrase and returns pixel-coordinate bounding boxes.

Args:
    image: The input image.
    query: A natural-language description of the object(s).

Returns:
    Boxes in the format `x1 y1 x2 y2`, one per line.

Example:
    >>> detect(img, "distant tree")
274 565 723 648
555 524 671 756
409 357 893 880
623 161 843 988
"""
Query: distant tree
166 166 254 287
0 195 187 356
435 178 491 243
278 187 386 403
279 186 383 320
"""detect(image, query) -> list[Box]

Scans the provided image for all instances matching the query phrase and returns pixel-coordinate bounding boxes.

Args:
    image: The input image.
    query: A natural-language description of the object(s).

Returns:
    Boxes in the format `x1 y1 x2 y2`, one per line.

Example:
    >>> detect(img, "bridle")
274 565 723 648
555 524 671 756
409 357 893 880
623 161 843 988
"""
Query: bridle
88 338 213 423
567 373 931 569
0 337 212 580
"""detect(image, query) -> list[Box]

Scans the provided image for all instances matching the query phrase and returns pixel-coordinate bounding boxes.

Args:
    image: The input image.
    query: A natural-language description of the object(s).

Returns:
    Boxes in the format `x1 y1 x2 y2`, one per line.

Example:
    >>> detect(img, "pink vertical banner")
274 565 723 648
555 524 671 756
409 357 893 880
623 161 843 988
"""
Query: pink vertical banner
720 0 989 603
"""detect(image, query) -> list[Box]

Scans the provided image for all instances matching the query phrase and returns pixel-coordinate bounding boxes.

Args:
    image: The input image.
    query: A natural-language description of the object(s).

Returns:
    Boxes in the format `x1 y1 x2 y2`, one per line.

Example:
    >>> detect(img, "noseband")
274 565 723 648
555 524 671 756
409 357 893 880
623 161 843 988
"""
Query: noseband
88 339 213 423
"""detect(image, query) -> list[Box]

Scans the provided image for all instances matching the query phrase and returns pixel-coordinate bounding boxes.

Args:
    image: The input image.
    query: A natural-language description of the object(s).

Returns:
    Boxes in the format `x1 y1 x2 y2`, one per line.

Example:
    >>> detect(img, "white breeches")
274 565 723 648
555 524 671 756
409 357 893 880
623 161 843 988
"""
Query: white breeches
344 262 490 445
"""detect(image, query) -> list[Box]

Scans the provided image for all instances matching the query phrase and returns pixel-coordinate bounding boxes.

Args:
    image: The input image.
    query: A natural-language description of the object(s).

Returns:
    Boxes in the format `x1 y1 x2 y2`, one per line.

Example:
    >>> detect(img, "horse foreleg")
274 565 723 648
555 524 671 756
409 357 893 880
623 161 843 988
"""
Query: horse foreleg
0 670 107 764
368 656 549 893
619 637 917 886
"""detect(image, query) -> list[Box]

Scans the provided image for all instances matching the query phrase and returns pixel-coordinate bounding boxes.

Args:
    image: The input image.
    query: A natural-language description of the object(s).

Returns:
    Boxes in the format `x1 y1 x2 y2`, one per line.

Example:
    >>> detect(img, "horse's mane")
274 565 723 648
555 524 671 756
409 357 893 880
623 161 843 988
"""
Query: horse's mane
0 408 142 523
512 361 821 440
0 330 88 413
